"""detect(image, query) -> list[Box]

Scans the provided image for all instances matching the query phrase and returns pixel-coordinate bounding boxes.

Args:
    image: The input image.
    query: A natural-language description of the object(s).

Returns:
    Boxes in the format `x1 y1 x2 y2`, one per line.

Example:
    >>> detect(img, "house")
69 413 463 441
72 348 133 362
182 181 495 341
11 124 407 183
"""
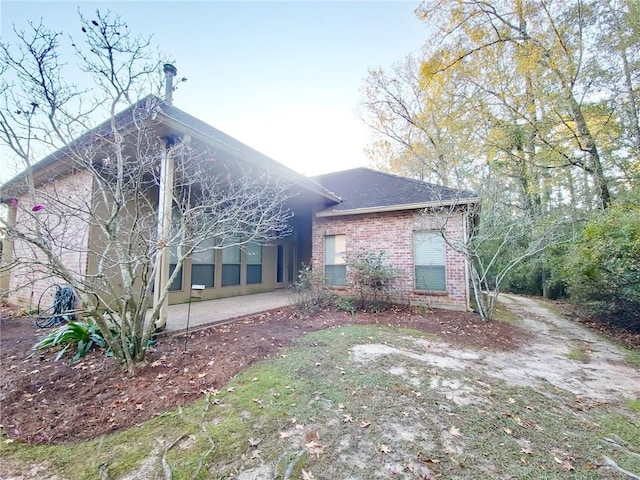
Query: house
312 168 478 310
0 72 478 314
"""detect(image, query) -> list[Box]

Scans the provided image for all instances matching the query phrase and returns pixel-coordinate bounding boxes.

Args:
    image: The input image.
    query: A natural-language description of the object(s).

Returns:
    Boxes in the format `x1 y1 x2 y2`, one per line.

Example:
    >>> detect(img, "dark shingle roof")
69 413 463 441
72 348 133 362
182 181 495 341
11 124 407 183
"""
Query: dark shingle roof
312 168 478 215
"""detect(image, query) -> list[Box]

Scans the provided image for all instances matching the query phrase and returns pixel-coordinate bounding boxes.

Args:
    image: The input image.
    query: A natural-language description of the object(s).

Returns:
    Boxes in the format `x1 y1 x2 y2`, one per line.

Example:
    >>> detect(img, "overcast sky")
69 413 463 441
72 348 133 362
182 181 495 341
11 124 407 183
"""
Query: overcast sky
1 1 427 180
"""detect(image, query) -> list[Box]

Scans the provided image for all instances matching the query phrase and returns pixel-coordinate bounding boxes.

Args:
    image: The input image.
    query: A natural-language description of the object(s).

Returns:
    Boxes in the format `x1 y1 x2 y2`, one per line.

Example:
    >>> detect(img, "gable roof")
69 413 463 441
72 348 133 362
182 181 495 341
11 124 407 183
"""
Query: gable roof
155 100 339 202
312 167 478 217
1 95 340 204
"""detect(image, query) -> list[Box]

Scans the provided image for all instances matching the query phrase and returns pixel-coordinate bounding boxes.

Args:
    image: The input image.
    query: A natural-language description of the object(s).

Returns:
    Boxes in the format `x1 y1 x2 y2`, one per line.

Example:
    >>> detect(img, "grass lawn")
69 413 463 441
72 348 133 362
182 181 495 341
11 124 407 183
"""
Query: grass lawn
2 323 639 479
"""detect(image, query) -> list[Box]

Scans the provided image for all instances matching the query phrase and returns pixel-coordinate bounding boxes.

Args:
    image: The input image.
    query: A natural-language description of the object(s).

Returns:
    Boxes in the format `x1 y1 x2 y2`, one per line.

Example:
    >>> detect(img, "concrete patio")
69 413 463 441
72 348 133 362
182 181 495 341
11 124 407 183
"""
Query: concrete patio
163 289 293 334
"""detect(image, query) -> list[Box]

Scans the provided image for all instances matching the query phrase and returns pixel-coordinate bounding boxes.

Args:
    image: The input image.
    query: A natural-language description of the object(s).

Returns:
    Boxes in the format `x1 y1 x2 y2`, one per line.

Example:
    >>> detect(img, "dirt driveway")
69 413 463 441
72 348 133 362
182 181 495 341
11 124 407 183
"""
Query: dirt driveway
354 294 640 404
495 295 640 400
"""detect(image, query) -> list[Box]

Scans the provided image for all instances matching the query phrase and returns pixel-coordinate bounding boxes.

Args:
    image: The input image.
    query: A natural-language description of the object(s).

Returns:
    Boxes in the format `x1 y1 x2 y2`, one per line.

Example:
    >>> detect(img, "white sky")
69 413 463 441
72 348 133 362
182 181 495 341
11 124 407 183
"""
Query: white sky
0 1 428 180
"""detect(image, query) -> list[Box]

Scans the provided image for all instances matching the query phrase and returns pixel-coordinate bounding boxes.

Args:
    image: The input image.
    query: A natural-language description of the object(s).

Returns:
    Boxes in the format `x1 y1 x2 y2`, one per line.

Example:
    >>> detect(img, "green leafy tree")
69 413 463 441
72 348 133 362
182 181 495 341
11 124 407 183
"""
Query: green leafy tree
361 0 640 305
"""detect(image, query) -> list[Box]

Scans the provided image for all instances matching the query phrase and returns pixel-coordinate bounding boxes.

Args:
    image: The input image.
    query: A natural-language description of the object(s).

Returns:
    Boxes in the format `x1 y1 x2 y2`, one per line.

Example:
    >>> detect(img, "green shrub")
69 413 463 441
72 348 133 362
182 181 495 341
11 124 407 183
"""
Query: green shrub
563 198 640 332
33 320 112 361
290 264 329 314
348 251 397 310
347 251 397 303
334 296 356 316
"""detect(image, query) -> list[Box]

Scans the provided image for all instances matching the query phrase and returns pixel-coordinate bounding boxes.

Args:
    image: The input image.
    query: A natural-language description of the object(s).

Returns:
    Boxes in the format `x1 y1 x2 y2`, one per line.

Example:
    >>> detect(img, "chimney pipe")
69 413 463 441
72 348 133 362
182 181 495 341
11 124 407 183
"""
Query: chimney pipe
163 63 177 105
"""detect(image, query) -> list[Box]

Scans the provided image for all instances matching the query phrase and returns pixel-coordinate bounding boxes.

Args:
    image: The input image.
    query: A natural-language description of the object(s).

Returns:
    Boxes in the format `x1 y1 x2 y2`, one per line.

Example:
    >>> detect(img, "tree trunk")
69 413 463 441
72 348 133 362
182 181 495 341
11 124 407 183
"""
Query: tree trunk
567 93 611 208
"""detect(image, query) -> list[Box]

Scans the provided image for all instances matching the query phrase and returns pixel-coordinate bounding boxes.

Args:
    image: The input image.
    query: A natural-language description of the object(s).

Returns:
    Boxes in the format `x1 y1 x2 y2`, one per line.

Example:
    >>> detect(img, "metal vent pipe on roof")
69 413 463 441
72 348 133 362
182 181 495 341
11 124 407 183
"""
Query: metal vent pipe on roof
163 63 177 105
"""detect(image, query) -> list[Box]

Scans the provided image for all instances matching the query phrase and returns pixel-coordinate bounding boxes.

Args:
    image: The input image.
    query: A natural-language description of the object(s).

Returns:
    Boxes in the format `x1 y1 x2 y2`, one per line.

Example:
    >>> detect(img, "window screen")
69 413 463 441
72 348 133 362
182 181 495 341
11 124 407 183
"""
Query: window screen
413 231 446 292
324 235 346 286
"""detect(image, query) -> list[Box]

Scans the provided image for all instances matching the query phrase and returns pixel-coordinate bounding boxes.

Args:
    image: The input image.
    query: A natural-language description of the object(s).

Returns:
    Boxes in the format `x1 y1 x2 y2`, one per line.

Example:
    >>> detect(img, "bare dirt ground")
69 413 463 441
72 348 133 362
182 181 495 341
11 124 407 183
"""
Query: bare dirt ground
0 303 522 444
353 294 640 403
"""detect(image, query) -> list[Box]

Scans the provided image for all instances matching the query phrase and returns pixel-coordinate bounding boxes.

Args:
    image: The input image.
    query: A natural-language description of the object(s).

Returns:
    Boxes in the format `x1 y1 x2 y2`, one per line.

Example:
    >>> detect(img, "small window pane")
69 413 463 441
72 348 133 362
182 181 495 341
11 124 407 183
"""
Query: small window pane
325 235 346 265
246 242 262 284
168 243 180 263
247 242 262 264
191 237 215 287
168 263 183 291
247 265 262 284
221 264 241 286
192 237 216 264
192 264 214 288
221 237 241 286
415 265 446 291
222 246 240 264
325 264 346 287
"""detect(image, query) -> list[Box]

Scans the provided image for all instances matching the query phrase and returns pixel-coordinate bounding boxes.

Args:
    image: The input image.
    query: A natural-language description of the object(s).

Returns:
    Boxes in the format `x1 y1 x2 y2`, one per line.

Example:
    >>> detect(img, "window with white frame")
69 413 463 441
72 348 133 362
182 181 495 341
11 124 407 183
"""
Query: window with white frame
246 242 262 284
221 237 241 286
324 234 346 286
191 237 216 287
413 231 446 292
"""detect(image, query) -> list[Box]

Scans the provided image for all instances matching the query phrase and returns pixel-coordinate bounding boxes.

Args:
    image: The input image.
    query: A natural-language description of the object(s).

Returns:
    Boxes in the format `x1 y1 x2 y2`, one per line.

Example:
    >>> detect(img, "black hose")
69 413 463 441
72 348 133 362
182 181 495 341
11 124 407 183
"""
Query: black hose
51 286 76 325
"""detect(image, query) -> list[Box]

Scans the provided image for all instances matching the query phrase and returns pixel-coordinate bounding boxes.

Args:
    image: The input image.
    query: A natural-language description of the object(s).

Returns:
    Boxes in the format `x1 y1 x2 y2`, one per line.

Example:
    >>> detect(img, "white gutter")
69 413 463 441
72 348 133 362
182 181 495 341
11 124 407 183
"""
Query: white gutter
315 197 481 218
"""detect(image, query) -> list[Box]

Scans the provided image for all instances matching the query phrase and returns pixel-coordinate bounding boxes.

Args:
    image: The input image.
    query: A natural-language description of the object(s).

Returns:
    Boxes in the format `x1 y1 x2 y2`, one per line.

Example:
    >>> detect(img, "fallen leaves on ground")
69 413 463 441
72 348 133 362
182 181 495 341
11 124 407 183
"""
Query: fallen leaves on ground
248 437 261 447
379 444 393 454
305 440 326 458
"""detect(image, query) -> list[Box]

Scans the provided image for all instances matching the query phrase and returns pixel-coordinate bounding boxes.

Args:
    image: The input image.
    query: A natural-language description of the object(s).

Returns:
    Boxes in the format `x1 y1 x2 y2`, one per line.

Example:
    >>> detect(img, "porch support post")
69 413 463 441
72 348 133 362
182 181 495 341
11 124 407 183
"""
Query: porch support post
153 147 174 329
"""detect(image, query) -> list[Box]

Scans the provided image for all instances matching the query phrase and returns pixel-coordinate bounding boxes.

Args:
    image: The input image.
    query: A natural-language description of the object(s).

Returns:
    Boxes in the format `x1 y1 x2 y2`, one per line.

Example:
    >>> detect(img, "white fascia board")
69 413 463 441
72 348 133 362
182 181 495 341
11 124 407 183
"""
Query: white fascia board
315 197 481 218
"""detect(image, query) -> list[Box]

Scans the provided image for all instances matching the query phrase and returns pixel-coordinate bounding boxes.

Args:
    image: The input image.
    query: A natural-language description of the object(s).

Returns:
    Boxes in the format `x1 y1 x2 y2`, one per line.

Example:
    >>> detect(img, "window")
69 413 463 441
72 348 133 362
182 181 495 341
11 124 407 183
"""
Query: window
324 235 346 286
246 242 262 284
191 237 216 287
168 243 183 291
221 237 241 286
413 231 446 292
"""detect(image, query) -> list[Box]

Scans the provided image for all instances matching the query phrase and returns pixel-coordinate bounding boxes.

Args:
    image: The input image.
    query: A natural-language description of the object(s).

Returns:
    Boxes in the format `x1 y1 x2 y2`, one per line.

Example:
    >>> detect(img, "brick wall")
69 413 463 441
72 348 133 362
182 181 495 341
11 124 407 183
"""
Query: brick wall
312 209 470 310
8 170 94 309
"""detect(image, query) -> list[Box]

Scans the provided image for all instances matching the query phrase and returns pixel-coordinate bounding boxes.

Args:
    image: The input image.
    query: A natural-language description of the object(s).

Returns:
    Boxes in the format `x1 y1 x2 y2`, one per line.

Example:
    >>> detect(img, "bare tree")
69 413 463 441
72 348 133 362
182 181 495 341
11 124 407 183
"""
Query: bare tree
423 188 568 320
0 12 292 372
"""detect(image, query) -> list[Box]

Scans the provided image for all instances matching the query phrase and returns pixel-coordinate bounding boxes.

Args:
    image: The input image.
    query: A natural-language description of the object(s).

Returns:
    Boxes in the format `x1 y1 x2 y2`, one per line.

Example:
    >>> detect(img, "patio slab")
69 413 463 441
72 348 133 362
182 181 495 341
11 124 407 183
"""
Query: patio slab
163 289 293 334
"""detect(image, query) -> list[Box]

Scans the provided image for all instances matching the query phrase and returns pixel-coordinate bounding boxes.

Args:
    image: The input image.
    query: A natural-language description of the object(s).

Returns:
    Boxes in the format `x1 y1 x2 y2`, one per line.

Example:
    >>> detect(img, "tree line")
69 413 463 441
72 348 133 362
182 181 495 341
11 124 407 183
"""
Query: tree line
360 0 639 329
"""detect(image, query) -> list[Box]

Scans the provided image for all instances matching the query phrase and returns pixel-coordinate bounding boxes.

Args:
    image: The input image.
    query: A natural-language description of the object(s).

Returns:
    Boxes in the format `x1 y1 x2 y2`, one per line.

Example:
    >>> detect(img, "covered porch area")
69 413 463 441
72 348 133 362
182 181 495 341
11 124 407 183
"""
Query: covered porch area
163 289 292 334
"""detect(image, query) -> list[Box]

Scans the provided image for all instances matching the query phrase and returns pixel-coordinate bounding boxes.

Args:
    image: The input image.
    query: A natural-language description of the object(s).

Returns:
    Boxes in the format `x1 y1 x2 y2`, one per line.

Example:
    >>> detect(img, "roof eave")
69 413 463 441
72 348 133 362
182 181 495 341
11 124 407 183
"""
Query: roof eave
315 197 481 218
157 111 342 203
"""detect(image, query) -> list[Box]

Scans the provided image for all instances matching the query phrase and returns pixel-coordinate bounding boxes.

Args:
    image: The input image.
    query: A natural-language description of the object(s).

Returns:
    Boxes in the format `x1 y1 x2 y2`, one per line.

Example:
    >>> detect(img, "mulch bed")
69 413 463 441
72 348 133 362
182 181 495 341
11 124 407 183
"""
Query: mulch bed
0 303 535 444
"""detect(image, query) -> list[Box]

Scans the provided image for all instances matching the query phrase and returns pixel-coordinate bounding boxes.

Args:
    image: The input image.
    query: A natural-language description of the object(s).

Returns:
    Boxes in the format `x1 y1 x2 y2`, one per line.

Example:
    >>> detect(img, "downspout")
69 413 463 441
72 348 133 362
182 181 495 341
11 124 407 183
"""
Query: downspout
463 207 472 312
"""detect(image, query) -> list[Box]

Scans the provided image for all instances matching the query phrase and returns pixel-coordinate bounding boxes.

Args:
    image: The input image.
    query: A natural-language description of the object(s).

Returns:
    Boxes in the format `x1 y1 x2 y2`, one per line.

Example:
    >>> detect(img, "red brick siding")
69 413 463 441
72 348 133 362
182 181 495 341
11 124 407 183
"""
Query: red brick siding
9 171 94 308
312 209 470 310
